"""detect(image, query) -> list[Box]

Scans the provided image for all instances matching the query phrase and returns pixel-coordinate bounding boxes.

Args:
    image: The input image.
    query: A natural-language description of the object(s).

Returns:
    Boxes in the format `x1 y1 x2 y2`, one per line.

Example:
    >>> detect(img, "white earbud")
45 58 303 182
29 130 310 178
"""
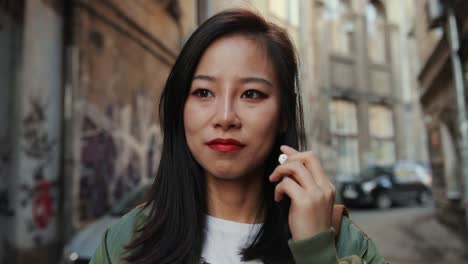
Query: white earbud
278 154 288 165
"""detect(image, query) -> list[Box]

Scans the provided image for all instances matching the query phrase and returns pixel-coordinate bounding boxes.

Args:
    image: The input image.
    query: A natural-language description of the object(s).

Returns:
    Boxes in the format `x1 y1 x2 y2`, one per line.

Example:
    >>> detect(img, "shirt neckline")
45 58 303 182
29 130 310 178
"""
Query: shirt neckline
205 215 263 234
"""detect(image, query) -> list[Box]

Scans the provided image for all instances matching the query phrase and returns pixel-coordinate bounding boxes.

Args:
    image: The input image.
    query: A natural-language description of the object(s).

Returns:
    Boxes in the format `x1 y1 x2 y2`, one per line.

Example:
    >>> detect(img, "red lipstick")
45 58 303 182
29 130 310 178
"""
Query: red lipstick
206 138 244 152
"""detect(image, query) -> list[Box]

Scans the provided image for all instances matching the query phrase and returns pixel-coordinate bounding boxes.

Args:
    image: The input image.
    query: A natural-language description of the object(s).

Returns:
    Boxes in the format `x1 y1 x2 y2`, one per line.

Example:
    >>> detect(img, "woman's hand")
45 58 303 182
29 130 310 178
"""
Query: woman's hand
269 145 336 241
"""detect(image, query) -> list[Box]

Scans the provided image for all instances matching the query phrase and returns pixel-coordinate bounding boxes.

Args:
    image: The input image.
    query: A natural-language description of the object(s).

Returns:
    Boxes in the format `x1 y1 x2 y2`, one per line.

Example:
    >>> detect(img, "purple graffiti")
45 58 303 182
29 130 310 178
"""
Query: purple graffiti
80 107 159 220
81 124 117 217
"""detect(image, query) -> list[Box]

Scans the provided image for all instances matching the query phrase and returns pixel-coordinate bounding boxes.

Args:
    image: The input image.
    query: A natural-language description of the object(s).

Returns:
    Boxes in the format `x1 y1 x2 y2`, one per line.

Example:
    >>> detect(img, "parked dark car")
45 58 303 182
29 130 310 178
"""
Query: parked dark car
340 162 432 209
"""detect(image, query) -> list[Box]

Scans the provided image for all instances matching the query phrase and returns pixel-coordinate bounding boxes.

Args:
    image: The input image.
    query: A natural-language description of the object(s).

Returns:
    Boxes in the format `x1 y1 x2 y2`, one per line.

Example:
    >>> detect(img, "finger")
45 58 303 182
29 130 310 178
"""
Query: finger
279 146 334 194
280 145 299 156
282 151 331 191
282 151 322 175
279 147 322 177
274 176 305 202
269 161 317 190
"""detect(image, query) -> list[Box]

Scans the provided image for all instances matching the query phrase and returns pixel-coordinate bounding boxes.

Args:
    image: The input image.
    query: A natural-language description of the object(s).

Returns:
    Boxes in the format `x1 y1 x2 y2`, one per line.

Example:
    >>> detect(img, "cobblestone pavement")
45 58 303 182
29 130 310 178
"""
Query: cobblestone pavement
349 204 468 264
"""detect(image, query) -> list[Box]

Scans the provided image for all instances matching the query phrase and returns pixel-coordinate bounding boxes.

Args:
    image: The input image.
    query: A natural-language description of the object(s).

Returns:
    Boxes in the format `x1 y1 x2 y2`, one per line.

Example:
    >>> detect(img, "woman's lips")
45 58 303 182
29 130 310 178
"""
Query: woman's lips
208 144 243 152
206 138 244 152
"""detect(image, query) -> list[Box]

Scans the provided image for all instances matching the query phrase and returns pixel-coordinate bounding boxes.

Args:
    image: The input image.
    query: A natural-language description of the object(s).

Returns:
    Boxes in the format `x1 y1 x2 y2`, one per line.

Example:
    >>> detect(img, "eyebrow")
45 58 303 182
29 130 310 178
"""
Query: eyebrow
192 75 273 87
192 75 215 82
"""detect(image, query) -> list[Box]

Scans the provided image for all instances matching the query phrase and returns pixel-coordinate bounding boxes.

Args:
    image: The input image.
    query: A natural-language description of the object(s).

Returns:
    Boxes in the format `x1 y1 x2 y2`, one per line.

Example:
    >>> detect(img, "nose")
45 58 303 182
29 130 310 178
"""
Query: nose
213 95 241 130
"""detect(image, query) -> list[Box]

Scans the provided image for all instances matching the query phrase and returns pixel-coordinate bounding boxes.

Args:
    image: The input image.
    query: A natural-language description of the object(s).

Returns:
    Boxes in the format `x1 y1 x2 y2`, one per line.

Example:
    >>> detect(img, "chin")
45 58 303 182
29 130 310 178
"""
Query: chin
208 170 243 180
201 159 265 182
213 175 243 182
203 166 247 180
207 166 262 182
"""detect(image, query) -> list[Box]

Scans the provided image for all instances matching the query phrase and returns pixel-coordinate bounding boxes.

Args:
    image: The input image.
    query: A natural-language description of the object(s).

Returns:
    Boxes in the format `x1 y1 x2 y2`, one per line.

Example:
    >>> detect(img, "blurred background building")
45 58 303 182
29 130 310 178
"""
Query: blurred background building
415 0 468 236
0 0 465 263
202 0 429 181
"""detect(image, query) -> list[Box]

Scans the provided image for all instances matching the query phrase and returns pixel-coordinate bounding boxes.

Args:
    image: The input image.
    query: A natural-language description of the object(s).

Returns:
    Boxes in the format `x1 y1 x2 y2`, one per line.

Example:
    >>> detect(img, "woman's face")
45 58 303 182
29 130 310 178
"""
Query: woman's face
184 34 281 181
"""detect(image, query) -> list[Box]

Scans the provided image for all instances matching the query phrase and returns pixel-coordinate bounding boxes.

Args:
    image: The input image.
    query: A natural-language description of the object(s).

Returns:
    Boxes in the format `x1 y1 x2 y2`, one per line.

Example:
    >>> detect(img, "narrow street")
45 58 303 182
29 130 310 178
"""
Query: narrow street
349 204 468 264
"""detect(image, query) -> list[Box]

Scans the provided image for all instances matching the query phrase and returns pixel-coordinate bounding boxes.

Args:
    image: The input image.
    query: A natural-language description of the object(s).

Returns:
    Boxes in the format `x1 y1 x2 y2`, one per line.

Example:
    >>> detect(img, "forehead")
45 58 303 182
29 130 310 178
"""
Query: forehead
194 34 276 81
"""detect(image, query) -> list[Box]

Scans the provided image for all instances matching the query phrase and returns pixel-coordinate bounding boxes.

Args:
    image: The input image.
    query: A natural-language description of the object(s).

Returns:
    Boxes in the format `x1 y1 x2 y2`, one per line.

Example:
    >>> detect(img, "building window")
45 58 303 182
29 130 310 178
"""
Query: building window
366 0 386 64
269 0 300 26
330 100 360 175
369 105 395 165
322 0 354 55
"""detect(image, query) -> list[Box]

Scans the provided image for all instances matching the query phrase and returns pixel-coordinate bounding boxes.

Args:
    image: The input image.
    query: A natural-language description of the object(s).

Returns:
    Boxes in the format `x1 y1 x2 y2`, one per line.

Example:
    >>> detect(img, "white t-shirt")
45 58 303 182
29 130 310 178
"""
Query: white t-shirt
201 215 263 264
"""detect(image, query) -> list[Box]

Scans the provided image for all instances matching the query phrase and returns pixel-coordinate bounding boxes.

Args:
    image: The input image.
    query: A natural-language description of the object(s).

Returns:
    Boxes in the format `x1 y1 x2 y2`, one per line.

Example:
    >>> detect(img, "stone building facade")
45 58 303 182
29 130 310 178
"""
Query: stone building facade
206 0 428 179
307 0 428 179
414 0 468 232
65 0 197 227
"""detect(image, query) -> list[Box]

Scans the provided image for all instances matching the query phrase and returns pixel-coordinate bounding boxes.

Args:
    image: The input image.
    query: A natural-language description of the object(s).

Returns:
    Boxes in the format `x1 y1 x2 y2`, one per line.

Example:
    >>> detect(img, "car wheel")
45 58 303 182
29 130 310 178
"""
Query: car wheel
417 190 431 205
375 192 392 210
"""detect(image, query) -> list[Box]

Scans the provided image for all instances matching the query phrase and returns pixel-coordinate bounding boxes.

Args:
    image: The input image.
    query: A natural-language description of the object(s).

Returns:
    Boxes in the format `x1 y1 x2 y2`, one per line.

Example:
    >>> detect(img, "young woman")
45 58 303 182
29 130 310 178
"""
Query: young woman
90 8 384 264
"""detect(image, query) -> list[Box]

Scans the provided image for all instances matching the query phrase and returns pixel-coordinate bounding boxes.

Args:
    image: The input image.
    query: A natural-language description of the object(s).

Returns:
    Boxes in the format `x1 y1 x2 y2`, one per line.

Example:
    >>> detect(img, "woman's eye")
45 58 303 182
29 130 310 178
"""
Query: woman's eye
192 89 213 98
241 90 266 99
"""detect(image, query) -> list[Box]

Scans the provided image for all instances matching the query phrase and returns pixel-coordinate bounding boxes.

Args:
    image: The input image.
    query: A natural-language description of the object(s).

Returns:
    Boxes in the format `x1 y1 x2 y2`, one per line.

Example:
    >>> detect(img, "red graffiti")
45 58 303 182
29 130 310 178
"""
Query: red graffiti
33 180 53 229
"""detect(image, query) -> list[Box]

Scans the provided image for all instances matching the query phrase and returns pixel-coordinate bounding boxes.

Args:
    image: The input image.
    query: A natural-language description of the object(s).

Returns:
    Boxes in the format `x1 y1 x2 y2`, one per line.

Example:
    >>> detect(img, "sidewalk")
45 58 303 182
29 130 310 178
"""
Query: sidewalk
349 205 468 264
400 212 468 263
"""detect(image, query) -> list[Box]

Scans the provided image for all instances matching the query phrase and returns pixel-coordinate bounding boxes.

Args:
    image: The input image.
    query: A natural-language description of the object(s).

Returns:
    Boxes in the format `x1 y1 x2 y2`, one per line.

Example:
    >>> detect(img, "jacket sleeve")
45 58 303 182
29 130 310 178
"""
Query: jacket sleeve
89 229 112 264
89 208 144 264
288 217 386 264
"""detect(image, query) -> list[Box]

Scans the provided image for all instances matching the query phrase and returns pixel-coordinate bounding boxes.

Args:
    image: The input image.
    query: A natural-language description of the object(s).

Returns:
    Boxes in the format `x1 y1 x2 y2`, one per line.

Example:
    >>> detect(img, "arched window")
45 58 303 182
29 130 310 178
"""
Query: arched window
366 0 386 63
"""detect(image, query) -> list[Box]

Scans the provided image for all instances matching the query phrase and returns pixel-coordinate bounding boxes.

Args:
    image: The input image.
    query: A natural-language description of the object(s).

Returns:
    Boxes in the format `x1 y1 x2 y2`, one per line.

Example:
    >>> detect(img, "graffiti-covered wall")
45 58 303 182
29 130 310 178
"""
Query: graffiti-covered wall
1 0 199 262
0 0 64 263
13 0 63 261
71 0 197 222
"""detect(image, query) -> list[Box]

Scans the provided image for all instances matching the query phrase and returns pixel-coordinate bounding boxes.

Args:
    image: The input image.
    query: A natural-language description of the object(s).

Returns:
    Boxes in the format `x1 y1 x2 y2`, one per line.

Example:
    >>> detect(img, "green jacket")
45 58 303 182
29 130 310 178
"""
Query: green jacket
90 208 385 263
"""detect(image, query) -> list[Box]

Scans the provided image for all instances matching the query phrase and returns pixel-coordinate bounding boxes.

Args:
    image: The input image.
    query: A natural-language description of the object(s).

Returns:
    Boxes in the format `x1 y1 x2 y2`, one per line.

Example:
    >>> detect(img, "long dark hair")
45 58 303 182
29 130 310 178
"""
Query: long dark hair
124 8 305 264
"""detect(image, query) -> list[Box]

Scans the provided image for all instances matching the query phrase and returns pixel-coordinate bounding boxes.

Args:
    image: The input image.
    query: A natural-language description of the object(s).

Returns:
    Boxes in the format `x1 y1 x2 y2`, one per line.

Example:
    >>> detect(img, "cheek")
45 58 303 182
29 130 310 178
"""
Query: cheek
183 102 202 133
183 105 198 149
244 106 281 141
259 103 281 129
